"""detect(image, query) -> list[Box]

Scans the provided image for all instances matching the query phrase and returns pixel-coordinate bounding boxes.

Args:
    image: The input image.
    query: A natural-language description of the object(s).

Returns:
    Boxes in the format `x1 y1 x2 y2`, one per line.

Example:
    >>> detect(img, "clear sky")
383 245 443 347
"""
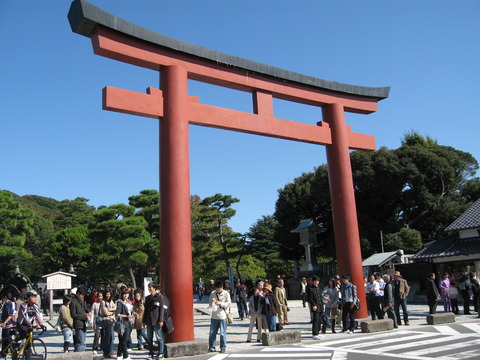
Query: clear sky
1 1 479 235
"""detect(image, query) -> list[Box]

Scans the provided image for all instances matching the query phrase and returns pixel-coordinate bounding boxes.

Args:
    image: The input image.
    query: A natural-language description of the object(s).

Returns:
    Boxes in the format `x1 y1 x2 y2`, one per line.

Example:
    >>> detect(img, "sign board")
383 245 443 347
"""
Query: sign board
46 274 73 290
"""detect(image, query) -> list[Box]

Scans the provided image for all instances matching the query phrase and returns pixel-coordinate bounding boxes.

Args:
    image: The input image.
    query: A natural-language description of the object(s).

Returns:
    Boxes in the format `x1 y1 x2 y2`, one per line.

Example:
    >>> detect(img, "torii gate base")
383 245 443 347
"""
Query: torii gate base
68 0 390 343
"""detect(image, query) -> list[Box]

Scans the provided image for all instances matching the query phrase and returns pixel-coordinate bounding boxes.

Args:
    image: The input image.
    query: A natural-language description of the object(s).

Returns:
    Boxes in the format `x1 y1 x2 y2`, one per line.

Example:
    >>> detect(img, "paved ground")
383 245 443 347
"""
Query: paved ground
41 300 479 359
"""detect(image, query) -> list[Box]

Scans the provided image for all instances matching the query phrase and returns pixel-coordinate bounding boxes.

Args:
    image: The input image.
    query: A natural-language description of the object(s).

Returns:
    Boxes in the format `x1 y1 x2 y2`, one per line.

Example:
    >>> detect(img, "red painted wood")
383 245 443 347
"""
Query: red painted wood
159 66 194 342
92 27 379 115
323 103 368 319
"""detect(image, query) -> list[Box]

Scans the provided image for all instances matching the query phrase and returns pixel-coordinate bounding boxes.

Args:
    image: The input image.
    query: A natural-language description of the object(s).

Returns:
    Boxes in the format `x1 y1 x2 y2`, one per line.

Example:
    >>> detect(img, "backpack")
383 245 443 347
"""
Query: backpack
240 286 247 298
162 296 174 334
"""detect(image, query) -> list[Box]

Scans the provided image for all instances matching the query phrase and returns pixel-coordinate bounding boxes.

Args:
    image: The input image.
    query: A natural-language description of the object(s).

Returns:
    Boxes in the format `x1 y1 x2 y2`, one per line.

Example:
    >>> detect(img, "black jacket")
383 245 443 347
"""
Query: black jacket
69 294 88 330
149 293 165 326
307 284 324 313
426 279 440 302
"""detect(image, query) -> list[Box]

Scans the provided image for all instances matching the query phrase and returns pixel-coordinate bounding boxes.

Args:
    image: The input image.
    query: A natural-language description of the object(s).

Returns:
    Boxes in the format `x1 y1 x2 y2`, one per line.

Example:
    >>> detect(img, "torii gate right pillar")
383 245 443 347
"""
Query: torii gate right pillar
323 103 368 318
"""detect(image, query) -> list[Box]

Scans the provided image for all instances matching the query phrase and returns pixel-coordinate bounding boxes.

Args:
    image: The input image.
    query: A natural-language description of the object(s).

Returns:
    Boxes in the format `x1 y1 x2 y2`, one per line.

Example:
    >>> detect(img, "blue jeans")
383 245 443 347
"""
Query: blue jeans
209 318 226 351
266 312 277 332
117 324 132 359
136 328 148 347
62 327 73 343
147 324 164 356
237 298 248 319
74 327 86 352
198 290 204 301
102 324 115 357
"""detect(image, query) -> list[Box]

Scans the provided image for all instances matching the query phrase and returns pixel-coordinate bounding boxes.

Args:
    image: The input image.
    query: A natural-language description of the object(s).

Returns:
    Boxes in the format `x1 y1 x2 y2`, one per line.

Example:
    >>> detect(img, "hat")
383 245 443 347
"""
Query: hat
394 271 401 277
264 284 273 291
26 290 38 297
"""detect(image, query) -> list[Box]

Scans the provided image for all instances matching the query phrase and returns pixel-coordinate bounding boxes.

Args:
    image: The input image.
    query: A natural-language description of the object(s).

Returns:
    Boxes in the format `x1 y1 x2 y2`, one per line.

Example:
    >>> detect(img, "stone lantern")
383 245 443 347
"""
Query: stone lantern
291 218 321 277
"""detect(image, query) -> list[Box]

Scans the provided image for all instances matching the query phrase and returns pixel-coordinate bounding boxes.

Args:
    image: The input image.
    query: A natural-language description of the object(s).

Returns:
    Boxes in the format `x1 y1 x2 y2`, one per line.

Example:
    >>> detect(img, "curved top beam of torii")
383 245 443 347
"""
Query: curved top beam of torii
68 0 390 152
68 0 389 102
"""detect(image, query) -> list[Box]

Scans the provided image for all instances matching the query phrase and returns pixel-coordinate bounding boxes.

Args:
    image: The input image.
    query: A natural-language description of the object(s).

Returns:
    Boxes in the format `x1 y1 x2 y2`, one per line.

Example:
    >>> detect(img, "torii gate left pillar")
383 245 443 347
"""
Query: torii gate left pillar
159 66 194 340
68 0 390 342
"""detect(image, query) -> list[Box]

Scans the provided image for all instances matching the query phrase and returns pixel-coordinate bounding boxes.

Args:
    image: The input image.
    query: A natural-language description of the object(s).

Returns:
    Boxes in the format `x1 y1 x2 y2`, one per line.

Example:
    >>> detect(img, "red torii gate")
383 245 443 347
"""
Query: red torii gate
69 0 389 342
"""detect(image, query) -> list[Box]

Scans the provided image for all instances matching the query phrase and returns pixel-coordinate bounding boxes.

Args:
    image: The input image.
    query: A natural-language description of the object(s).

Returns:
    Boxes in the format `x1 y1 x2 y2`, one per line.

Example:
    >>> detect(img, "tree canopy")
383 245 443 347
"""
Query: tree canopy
274 132 479 260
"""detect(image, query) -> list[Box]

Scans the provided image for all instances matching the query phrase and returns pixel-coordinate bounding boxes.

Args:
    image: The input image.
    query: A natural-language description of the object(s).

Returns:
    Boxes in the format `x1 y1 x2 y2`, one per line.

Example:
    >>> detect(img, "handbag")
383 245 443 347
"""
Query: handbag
354 297 361 311
216 293 233 324
114 319 125 334
226 311 234 325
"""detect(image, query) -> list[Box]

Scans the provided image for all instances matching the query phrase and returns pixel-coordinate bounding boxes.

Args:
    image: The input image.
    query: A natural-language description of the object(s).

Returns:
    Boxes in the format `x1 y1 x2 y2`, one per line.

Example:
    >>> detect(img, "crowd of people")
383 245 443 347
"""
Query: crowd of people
2 270 479 358
0 282 169 360
200 269 480 352
200 273 362 352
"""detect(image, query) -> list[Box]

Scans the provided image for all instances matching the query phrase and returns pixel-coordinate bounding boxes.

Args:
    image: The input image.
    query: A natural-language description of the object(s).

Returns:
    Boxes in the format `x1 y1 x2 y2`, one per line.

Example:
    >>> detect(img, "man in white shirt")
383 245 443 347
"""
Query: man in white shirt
208 281 231 353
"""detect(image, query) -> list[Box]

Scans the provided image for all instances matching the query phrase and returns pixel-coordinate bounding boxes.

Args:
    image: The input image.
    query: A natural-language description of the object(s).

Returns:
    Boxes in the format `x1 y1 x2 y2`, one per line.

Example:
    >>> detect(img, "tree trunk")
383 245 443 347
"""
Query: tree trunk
128 261 137 289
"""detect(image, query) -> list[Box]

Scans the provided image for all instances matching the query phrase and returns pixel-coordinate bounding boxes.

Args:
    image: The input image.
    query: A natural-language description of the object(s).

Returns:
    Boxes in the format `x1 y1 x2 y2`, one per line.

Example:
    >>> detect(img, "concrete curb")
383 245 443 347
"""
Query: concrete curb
164 340 209 358
261 331 302 346
360 318 395 333
49 351 92 360
426 313 456 325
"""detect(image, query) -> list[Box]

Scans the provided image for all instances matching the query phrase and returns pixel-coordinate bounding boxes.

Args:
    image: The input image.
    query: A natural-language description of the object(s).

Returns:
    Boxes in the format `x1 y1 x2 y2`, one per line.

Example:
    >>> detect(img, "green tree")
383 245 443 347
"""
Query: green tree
55 197 95 229
200 194 242 276
89 204 152 287
274 165 334 261
247 215 290 279
128 190 159 240
384 226 422 253
0 191 35 282
47 226 91 273
274 133 479 260
129 190 160 279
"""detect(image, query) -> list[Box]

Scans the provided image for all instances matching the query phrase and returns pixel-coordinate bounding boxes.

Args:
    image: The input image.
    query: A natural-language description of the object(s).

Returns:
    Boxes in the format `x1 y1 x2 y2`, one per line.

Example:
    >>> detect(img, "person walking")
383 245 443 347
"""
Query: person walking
143 283 165 360
299 277 308 308
17 290 47 360
458 272 471 315
59 295 74 353
235 280 249 321
382 275 398 328
307 276 324 340
426 273 441 314
208 280 231 353
393 271 410 325
1 293 17 357
322 278 340 333
196 278 205 302
91 291 103 355
439 272 451 312
449 281 460 315
262 284 280 332
246 288 264 343
132 290 148 350
69 286 91 352
115 289 133 360
374 273 385 320
365 275 381 320
100 290 117 359
340 275 357 334
274 279 289 326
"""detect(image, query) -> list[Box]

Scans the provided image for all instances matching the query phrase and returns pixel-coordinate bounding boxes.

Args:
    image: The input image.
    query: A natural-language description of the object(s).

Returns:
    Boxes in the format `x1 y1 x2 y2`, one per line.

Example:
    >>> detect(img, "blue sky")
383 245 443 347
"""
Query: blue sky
1 1 479 235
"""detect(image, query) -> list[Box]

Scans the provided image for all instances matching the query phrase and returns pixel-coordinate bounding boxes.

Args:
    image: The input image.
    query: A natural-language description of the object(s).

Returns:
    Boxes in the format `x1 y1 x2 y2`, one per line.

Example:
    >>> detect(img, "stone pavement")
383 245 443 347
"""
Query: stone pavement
41 299 479 358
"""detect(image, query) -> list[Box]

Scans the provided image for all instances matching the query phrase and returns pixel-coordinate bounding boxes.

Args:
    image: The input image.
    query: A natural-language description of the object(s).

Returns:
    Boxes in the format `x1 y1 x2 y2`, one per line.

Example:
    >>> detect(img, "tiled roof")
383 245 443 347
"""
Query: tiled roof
362 251 399 267
445 198 480 232
412 233 480 259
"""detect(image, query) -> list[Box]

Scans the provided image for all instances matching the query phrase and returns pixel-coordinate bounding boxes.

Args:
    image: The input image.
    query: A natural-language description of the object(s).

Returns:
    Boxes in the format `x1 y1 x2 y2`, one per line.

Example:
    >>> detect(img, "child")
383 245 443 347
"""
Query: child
449 281 459 315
